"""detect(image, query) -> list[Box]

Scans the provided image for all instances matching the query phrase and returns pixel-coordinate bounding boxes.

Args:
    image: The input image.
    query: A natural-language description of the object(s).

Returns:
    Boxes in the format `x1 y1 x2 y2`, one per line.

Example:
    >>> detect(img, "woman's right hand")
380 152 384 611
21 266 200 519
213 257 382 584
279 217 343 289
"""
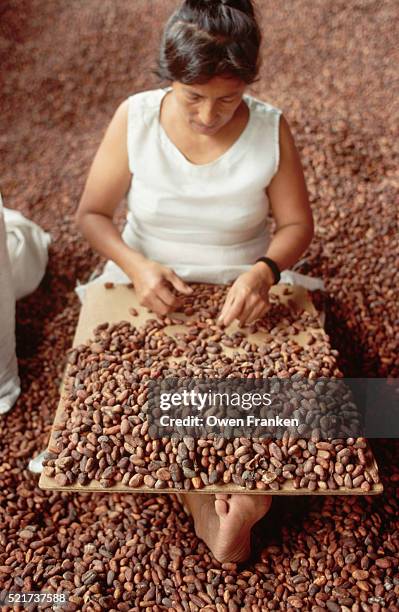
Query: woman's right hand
127 255 193 316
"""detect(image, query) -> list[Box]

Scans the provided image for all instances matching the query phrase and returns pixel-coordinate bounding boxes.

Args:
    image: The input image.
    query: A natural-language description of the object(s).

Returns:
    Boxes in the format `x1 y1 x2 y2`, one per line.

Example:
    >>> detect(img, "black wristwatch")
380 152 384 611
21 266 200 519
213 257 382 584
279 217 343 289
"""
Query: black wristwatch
255 257 281 285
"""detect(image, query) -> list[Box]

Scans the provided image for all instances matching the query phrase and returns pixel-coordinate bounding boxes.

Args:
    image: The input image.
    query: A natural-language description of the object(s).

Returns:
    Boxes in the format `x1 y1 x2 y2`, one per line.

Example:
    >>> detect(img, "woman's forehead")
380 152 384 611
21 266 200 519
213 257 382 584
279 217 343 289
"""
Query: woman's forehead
175 76 246 97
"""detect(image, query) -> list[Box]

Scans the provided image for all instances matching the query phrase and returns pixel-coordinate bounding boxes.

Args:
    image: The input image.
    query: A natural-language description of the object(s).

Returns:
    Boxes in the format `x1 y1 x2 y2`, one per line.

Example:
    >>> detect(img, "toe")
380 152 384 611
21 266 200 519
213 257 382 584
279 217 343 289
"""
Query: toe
229 494 273 523
215 499 229 517
254 495 273 517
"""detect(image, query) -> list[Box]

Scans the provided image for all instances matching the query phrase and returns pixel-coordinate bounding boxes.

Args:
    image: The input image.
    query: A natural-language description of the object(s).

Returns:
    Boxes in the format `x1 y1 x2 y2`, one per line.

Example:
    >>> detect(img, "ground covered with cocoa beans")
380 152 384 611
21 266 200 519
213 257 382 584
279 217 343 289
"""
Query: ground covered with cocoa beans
0 1 398 610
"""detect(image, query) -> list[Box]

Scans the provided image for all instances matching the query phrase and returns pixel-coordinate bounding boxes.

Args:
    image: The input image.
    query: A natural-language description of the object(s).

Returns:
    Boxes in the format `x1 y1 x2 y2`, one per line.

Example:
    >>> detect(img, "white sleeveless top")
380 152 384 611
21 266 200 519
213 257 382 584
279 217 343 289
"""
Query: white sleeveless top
118 88 281 284
77 88 326 300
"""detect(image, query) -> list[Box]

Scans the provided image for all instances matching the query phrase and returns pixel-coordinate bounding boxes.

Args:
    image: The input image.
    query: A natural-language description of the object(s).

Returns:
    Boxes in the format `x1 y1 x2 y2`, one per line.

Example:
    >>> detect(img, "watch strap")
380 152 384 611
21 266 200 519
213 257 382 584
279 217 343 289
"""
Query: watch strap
255 257 281 284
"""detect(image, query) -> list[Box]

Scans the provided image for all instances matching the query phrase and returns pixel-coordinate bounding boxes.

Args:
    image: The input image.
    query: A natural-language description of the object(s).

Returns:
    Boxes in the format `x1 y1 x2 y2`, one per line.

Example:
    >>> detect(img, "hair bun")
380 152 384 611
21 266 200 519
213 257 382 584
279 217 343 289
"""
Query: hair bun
221 0 255 14
185 0 255 17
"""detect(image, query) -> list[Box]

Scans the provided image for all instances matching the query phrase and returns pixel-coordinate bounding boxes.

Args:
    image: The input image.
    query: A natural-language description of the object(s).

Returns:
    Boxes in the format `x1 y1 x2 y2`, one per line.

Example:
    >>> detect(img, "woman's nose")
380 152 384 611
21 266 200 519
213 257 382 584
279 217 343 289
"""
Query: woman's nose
199 102 218 126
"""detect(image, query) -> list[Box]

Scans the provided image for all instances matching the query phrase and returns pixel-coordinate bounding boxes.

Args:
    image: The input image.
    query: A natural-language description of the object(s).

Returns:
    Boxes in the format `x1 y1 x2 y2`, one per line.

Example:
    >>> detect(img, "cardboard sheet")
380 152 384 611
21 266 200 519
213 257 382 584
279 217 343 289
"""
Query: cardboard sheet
39 284 383 495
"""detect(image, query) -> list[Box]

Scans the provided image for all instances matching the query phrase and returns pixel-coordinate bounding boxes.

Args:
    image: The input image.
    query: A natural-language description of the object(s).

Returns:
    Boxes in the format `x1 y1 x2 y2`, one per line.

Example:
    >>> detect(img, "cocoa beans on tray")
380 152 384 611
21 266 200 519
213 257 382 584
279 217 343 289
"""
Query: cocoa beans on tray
43 285 379 491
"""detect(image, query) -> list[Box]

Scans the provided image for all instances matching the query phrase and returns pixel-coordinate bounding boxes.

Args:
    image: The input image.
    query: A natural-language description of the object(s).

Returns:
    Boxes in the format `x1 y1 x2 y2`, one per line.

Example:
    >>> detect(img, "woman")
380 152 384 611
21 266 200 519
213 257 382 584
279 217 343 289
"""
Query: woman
76 0 313 563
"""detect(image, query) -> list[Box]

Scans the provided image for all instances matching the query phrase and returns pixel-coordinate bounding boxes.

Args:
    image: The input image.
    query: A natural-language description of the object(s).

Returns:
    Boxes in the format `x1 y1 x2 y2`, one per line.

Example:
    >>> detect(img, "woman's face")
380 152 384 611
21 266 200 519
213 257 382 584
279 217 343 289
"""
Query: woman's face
171 76 247 136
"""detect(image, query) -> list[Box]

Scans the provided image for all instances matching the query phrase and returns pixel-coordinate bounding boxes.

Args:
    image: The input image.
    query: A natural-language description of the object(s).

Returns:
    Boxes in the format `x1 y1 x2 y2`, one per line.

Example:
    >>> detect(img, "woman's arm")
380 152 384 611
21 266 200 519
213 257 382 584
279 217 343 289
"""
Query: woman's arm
76 101 192 313
75 100 142 270
257 113 314 275
218 114 314 326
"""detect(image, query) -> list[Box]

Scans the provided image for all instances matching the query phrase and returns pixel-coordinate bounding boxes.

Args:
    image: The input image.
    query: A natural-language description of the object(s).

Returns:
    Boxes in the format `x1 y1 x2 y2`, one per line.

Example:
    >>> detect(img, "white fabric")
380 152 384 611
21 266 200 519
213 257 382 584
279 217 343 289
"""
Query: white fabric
28 449 49 473
76 88 323 301
4 207 51 300
0 193 51 414
0 195 20 414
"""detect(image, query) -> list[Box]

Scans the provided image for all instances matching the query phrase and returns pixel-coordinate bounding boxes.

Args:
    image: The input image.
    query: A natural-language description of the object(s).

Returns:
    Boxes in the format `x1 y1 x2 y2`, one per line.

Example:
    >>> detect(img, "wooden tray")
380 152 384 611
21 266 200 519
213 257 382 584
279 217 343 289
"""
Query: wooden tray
39 284 383 496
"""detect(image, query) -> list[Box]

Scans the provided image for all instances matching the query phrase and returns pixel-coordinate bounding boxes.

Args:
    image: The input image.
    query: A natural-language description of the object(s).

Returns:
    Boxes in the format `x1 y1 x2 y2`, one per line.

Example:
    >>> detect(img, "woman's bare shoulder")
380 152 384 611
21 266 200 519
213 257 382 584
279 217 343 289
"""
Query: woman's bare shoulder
98 99 130 159
110 89 162 130
109 99 129 131
278 114 293 147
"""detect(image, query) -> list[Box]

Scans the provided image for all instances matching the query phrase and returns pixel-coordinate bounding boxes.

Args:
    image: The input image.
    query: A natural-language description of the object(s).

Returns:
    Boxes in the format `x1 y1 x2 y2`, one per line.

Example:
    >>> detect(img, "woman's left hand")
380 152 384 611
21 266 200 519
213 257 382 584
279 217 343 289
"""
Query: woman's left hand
218 263 274 327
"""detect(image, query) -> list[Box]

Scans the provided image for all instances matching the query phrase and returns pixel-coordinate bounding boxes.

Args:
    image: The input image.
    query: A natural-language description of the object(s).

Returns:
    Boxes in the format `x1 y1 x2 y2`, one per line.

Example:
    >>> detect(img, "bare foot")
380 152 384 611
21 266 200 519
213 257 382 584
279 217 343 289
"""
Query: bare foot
183 493 272 563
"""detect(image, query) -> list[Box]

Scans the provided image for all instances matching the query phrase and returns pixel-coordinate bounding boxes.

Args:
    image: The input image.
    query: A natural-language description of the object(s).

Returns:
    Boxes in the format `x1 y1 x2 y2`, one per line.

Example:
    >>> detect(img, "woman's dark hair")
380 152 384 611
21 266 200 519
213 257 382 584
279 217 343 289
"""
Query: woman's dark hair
156 0 261 85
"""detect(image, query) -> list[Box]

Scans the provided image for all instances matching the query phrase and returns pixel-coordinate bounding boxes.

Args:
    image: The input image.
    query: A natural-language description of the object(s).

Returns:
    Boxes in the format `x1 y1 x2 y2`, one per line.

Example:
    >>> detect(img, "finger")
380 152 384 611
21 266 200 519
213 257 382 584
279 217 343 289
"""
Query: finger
218 296 234 325
142 281 176 309
218 287 236 324
166 272 193 295
246 297 270 325
242 301 268 326
157 282 179 308
237 297 260 327
220 295 246 327
252 299 270 323
146 294 172 316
